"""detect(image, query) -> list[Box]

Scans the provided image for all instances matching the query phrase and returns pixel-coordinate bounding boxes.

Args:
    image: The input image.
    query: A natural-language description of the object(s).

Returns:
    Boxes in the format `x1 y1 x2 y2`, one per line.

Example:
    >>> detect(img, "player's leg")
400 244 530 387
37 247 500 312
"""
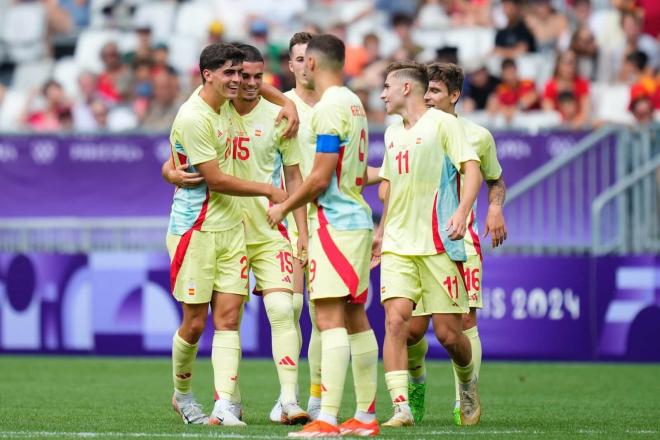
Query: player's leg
421 254 480 425
451 255 482 425
380 252 420 427
167 232 214 425
407 314 431 423
253 241 308 424
341 303 379 436
208 226 249 427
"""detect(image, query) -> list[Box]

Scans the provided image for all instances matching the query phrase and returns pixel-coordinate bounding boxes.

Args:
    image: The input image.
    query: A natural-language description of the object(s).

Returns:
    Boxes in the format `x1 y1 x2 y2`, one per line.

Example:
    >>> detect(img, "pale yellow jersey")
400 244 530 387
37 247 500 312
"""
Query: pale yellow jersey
311 86 372 231
228 98 301 245
457 115 502 257
284 89 316 178
379 108 479 256
168 87 241 234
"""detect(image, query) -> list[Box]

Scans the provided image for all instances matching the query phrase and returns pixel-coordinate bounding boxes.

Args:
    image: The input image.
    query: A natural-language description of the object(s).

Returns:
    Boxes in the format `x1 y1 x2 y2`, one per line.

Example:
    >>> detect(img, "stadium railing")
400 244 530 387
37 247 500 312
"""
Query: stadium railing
502 123 660 256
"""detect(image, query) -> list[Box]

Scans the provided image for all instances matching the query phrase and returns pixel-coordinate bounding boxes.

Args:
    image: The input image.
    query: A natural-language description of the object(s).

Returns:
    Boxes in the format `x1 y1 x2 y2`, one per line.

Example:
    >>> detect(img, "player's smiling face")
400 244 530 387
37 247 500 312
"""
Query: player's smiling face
205 60 243 100
290 43 313 89
380 72 406 115
239 61 264 102
424 80 456 112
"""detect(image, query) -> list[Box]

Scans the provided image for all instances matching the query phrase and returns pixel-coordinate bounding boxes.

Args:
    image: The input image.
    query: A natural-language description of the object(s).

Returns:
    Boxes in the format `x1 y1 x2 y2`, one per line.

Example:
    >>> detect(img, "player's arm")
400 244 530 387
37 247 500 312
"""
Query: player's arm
195 159 287 202
446 160 482 240
484 176 507 248
366 165 382 185
283 163 309 262
260 83 299 139
370 179 389 269
267 150 337 227
162 157 204 189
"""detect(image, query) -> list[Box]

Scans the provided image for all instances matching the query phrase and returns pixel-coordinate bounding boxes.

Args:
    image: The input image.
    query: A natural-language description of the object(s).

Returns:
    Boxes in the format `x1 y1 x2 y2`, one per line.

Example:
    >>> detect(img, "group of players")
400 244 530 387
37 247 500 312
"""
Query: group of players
162 30 507 437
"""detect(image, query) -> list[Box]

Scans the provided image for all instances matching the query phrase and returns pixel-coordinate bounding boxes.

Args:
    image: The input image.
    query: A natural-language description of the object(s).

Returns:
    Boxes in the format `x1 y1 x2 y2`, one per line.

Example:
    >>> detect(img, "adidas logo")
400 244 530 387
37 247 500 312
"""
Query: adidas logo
393 395 407 403
175 372 192 380
278 356 296 366
410 365 422 371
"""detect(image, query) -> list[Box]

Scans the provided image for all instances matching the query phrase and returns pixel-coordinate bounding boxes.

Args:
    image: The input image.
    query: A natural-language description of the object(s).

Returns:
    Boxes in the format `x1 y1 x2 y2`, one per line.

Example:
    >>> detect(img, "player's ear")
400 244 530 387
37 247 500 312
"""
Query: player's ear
451 90 461 105
289 60 294 73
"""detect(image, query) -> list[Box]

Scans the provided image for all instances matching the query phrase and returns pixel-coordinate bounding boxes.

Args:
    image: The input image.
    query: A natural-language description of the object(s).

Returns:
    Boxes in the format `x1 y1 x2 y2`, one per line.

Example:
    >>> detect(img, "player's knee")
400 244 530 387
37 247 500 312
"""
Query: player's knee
213 309 241 331
265 296 294 330
185 316 207 340
435 326 461 350
385 311 410 339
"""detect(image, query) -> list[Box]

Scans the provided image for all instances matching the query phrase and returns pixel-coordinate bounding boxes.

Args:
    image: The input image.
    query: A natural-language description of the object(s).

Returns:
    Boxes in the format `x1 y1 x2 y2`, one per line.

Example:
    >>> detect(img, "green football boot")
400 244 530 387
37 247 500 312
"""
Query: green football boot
408 381 426 424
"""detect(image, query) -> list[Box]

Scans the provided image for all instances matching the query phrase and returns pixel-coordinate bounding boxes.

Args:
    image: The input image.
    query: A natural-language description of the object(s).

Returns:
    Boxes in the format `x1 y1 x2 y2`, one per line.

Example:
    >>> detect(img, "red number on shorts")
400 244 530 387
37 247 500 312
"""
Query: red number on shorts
309 259 317 283
443 275 459 299
276 251 294 274
471 268 480 291
396 150 409 175
240 255 248 279
232 136 250 160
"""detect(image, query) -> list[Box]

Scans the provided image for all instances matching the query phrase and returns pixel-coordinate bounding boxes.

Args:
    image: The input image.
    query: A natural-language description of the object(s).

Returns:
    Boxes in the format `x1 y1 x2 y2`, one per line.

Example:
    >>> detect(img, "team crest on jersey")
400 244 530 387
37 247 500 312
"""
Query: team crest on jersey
187 281 196 296
255 129 262 137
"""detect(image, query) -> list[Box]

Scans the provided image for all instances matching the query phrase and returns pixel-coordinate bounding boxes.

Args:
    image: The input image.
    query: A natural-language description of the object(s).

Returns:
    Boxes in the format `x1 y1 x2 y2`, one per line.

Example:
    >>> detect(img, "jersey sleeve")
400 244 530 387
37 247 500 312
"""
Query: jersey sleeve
378 131 391 181
479 131 503 181
176 115 218 165
312 100 345 154
277 123 301 167
441 115 479 171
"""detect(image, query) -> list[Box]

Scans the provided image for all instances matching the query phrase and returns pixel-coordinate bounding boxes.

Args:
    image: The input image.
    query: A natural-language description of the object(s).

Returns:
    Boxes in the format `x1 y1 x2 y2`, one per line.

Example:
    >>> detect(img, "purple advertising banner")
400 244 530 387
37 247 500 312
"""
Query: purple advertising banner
0 131 591 218
1 252 657 361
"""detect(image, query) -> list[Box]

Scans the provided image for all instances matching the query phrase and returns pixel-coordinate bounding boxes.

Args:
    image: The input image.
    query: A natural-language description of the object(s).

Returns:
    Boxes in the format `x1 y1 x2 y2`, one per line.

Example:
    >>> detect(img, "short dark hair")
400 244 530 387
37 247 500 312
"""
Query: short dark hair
391 13 414 27
385 60 429 92
234 43 263 63
307 34 345 69
501 58 517 70
199 43 244 83
626 50 648 71
558 90 577 104
289 32 314 54
426 62 464 95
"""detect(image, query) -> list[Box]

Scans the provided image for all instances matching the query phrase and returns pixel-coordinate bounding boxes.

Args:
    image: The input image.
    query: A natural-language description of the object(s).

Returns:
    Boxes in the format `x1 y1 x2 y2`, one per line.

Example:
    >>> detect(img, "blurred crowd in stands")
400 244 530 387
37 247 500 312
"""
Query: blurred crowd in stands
0 0 657 133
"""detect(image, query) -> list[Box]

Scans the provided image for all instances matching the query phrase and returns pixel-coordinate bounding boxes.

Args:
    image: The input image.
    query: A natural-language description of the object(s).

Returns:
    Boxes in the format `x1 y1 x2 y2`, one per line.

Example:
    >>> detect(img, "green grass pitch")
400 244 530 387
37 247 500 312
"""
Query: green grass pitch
0 356 658 439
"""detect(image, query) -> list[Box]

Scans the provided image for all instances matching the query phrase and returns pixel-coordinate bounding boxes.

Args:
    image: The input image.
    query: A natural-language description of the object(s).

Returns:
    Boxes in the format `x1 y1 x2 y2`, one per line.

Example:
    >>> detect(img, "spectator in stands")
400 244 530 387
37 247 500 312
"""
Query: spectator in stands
151 43 170 76
132 59 154 121
604 11 659 83
525 0 570 53
629 91 656 125
448 0 493 28
391 13 422 58
86 98 110 131
416 0 451 30
96 42 132 104
490 58 539 123
72 71 101 131
619 51 654 86
22 80 73 132
462 63 500 112
556 91 588 129
140 67 182 132
125 25 153 65
494 0 536 57
542 50 591 127
345 33 381 78
570 25 600 80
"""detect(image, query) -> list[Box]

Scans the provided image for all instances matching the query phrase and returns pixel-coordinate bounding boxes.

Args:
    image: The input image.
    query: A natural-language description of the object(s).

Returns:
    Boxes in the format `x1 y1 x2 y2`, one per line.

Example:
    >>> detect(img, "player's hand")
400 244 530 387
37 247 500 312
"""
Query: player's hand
483 204 507 248
446 209 467 240
167 163 204 189
267 204 287 228
296 232 309 267
370 233 383 269
276 100 300 139
268 187 289 204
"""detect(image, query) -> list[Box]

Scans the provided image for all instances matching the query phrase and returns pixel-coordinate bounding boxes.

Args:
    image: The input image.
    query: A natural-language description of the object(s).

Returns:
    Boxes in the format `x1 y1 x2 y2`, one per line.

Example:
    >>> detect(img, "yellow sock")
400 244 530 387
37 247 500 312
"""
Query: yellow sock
308 300 322 397
452 359 474 386
385 370 409 406
349 330 378 413
212 330 240 401
172 331 198 394
231 378 242 404
407 337 428 383
264 292 299 404
293 293 304 350
454 326 481 400
320 327 350 418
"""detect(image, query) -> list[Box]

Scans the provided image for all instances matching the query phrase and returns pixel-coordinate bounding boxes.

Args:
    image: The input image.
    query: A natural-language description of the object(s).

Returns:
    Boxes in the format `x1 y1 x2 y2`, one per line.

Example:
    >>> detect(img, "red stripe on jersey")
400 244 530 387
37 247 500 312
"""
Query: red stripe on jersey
335 146 345 186
170 189 210 293
317 206 359 297
431 193 445 254
467 210 482 261
455 260 468 293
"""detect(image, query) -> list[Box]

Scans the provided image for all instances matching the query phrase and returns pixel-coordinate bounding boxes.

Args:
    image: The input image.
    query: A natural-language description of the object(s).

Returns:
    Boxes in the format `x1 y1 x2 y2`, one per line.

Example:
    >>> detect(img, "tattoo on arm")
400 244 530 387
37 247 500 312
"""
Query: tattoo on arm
486 177 506 206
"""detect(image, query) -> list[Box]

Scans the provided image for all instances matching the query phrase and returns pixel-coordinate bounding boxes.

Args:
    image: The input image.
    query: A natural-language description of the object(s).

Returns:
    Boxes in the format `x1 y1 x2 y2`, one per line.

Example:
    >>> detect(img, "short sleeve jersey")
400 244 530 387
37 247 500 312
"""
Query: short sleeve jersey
311 86 372 231
228 98 301 245
284 89 316 178
168 87 242 234
457 115 502 256
379 108 479 255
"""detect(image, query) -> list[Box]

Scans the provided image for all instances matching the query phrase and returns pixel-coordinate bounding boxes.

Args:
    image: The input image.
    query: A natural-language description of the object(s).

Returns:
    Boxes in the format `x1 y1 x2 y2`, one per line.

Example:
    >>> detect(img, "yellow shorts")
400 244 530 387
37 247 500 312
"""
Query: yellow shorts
247 238 295 294
166 224 249 304
380 252 469 315
308 224 372 304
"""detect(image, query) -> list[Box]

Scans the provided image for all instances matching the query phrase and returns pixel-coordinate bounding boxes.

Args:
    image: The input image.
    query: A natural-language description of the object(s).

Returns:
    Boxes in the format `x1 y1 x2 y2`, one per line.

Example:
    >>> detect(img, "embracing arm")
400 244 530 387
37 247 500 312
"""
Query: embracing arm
195 159 287 202
260 83 299 139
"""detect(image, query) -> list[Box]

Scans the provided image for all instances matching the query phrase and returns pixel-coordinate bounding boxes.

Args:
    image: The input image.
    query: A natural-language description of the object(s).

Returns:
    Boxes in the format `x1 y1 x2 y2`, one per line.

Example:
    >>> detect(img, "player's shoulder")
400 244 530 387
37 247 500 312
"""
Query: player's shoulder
459 116 495 145
384 117 404 138
256 97 282 118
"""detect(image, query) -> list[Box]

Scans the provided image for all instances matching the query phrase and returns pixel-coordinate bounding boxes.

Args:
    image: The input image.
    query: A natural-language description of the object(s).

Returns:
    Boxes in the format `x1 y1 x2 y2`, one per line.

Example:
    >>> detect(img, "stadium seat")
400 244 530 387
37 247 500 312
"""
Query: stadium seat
411 29 447 51
53 57 82 99
175 1 215 41
11 60 55 93
74 29 122 73
132 1 177 44
0 88 27 131
107 106 138 132
510 111 562 133
591 83 634 124
443 27 495 66
1 2 47 63
167 35 203 77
